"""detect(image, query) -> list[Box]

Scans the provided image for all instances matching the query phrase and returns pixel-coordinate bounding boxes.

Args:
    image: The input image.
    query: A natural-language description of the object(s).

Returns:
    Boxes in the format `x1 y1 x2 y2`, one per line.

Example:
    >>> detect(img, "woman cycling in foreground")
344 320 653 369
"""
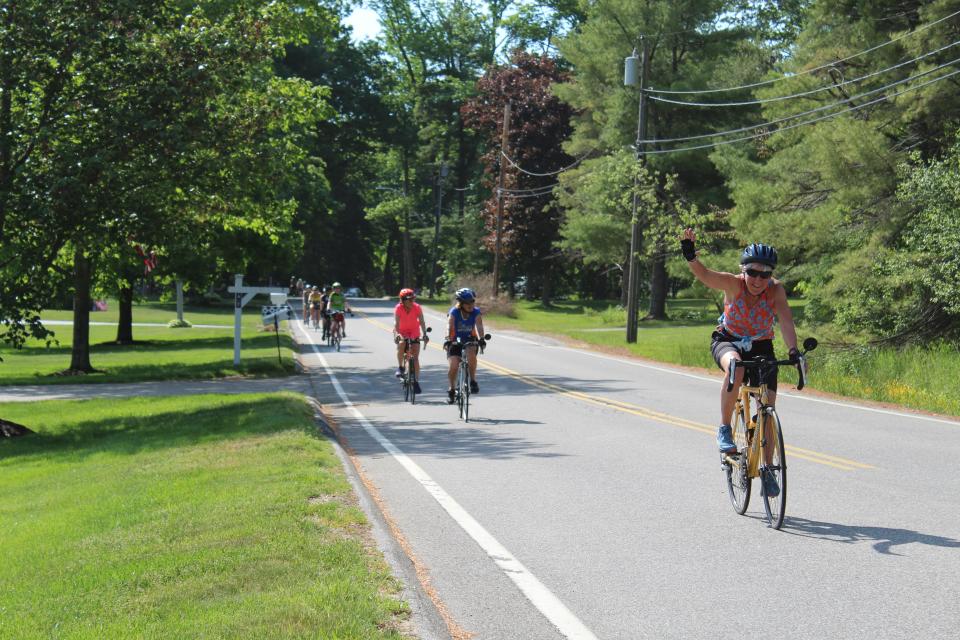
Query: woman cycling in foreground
393 288 429 394
444 288 486 404
680 228 800 454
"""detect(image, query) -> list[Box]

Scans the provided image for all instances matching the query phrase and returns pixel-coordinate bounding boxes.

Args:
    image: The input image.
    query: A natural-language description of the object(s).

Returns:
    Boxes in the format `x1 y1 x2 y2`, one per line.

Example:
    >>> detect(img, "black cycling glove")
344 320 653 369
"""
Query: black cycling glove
680 238 697 262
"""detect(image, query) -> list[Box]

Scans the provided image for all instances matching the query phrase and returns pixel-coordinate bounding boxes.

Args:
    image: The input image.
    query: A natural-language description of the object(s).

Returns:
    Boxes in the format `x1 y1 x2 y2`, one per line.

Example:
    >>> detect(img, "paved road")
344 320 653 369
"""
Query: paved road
295 298 960 640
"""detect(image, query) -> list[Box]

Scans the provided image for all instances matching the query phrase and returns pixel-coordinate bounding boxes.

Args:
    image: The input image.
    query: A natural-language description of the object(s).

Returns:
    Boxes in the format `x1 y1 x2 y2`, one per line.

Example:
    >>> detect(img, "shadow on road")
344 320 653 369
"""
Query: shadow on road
335 416 563 461
306 362 631 400
781 516 960 555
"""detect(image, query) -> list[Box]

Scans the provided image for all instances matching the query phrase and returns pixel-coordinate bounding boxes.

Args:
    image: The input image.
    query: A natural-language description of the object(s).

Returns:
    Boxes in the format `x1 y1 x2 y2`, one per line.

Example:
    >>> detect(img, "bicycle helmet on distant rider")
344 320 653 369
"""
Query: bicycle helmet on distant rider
455 288 476 302
740 243 778 267
399 288 415 300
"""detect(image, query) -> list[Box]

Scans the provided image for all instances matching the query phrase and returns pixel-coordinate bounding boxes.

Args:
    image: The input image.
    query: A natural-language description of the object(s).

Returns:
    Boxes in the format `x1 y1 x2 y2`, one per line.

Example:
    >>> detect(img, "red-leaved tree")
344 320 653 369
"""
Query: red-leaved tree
462 51 574 302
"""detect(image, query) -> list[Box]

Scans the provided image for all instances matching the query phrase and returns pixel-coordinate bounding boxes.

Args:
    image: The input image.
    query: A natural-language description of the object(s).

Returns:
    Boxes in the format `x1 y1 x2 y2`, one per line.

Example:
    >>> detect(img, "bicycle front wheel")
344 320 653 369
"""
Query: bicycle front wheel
457 365 466 419
760 409 787 529
724 407 751 515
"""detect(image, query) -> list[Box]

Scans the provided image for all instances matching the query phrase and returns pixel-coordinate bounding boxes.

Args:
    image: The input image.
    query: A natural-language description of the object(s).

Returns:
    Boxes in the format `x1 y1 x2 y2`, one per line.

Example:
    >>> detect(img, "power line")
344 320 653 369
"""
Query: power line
647 8 960 95
641 55 960 144
637 65 960 156
649 38 960 107
500 147 596 177
498 184 557 198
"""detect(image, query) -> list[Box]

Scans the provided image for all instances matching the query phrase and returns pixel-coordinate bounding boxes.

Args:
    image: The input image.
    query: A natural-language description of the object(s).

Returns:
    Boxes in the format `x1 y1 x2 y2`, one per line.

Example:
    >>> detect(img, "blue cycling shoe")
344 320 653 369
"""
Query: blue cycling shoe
762 470 780 497
717 424 737 453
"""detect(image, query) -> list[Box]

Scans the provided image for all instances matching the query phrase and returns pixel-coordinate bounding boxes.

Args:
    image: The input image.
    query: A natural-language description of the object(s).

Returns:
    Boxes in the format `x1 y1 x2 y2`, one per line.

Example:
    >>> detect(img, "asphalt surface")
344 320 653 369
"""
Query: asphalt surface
294 298 960 640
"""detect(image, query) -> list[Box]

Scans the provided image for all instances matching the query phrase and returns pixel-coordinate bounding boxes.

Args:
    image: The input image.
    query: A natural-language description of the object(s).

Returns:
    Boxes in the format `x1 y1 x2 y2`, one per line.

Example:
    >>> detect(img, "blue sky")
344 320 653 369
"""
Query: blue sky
344 7 383 42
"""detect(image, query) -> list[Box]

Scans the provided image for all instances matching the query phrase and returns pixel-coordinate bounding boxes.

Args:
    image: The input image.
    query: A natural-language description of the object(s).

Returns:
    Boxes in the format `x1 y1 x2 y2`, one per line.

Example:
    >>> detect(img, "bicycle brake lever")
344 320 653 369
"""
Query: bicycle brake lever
726 360 737 393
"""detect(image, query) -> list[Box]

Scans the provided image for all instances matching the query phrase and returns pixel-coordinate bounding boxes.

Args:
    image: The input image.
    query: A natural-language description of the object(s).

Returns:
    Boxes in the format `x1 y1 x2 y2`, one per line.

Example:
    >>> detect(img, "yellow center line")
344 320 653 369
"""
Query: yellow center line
355 310 874 471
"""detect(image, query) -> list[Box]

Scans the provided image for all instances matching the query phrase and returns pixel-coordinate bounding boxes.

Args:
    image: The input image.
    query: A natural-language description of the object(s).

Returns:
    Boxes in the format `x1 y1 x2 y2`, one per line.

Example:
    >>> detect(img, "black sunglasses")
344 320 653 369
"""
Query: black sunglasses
745 268 773 279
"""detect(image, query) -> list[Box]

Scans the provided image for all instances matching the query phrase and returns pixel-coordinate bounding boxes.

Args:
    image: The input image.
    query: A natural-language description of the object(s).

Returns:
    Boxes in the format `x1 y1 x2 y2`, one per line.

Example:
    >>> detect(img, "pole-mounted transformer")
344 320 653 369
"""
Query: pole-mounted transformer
624 49 639 87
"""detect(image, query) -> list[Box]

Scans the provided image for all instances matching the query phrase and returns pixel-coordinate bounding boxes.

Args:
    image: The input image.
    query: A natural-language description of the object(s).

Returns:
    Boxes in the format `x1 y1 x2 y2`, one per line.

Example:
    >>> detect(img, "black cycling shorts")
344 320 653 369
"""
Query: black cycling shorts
446 342 479 359
710 330 778 391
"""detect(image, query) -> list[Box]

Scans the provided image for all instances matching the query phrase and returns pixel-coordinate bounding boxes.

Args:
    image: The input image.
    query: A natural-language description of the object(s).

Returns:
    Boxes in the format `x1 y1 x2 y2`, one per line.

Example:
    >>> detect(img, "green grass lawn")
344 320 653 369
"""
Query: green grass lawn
1 302 297 385
0 393 410 639
431 298 960 418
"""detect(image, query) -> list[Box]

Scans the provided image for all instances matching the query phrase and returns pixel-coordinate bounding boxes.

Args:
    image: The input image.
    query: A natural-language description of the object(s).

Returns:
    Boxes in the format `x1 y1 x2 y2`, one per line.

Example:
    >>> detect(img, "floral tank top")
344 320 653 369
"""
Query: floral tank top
719 276 776 342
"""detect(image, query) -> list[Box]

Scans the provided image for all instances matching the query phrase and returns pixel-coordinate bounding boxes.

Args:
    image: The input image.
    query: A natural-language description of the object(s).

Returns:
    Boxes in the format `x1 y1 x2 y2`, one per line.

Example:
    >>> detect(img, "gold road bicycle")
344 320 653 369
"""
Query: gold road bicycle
722 337 818 529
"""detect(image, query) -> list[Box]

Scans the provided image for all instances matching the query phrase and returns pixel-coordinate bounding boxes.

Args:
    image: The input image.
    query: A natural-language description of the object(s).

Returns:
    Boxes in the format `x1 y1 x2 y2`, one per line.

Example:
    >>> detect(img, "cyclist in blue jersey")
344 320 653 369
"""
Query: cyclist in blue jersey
443 288 486 404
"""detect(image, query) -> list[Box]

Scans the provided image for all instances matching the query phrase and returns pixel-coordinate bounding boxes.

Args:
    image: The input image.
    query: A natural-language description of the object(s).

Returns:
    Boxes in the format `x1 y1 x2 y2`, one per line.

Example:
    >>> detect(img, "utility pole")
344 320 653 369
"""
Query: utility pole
493 100 511 299
431 162 448 295
624 39 649 344
401 155 413 289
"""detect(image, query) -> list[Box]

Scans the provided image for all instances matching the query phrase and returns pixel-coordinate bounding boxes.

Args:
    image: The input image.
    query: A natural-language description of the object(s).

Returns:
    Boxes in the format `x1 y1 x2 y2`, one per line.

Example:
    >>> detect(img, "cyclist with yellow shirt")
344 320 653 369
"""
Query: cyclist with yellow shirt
308 286 324 330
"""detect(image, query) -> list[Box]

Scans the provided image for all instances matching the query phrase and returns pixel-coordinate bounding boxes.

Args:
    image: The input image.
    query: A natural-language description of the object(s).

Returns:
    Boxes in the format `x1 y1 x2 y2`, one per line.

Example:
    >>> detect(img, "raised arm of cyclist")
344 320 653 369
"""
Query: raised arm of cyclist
681 228 799 453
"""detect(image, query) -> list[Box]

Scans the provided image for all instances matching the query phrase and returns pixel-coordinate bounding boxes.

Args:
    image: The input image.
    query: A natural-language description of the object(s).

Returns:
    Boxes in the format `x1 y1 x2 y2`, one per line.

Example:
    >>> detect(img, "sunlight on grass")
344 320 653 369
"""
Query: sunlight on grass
0 393 410 639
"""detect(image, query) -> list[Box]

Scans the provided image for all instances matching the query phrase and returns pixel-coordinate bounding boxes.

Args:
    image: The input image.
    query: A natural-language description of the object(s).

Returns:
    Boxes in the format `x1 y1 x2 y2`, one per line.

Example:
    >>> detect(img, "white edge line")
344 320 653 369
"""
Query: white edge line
296 320 599 640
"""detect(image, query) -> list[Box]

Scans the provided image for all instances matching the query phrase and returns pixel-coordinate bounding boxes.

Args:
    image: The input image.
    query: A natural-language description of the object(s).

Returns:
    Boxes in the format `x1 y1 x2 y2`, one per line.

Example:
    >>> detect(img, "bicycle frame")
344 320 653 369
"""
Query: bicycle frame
723 383 776 479
721 336 817 529
449 335 488 422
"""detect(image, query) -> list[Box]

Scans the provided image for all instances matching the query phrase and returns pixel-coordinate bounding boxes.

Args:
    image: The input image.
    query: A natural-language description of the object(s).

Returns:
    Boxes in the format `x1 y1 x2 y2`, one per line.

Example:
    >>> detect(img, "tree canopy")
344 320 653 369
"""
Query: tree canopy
5 0 960 355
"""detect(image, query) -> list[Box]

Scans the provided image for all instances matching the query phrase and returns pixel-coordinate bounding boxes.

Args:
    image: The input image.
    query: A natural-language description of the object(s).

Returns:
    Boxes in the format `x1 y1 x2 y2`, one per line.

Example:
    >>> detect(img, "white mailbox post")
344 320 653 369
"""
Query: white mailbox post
226 274 287 366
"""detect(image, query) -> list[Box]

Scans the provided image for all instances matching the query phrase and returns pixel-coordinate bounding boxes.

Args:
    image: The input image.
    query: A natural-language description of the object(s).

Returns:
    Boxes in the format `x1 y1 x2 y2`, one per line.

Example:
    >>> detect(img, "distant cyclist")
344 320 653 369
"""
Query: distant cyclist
444 288 486 404
308 286 324 329
680 228 799 455
326 282 351 337
319 285 332 339
301 284 312 323
393 288 429 394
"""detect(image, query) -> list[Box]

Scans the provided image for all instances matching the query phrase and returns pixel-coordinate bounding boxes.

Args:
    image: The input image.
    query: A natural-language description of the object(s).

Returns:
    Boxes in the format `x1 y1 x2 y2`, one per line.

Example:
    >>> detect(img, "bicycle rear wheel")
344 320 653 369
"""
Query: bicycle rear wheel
760 409 787 529
724 407 751 515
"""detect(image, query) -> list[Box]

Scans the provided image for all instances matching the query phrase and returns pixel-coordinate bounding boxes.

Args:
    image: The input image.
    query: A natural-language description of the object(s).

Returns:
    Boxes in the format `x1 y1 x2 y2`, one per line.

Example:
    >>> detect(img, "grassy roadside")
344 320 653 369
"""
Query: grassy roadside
428 298 960 418
0 302 296 385
0 393 410 639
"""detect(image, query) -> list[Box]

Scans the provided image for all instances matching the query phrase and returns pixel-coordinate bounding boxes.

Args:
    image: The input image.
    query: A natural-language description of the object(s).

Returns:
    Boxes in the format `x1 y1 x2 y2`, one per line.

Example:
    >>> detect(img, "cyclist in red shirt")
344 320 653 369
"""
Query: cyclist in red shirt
393 288 429 394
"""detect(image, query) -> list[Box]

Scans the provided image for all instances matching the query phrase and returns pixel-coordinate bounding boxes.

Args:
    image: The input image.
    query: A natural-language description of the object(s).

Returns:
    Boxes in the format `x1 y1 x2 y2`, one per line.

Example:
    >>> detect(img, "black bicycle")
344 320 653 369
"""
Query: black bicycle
722 337 818 529
397 328 431 404
449 334 490 422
